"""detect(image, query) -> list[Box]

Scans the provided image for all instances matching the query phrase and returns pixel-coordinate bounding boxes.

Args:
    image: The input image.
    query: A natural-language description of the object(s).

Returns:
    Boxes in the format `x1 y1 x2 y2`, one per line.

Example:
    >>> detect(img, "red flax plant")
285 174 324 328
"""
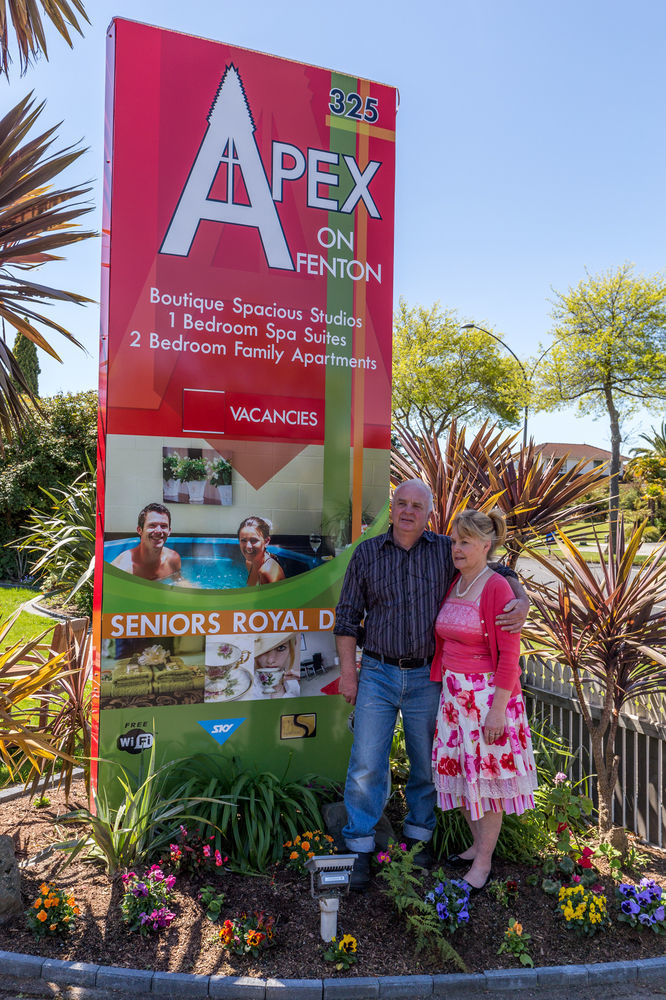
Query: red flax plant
523 519 666 848
0 610 75 787
391 420 511 534
392 422 608 560
479 441 609 568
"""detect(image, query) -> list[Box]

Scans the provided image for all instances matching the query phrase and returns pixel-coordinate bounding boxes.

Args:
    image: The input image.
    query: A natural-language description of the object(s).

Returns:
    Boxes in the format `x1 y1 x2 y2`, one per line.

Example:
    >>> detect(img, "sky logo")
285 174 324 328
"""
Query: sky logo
198 718 246 746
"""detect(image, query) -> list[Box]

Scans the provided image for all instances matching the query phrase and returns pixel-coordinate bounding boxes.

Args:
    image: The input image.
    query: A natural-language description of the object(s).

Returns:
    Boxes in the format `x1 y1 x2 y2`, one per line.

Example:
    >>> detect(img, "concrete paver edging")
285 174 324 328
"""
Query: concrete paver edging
2 949 666 999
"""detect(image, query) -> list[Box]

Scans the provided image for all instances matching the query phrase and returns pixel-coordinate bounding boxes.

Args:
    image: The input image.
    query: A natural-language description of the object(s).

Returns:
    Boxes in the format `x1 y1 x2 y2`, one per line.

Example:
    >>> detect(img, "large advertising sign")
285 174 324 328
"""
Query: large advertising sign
93 18 396 791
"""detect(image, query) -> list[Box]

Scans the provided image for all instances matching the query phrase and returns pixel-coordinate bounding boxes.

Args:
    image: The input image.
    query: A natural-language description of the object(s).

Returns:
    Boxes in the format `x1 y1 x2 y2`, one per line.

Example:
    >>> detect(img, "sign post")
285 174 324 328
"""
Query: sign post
93 19 397 792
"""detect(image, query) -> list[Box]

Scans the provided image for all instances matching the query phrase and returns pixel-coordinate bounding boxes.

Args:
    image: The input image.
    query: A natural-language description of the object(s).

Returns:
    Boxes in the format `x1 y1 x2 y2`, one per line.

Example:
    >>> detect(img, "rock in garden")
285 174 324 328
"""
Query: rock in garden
0 835 22 925
322 801 396 851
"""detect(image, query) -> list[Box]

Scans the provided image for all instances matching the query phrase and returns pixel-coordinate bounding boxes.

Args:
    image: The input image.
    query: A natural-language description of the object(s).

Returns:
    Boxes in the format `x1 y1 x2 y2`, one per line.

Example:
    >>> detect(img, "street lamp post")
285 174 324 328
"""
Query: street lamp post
461 323 530 448
461 323 554 449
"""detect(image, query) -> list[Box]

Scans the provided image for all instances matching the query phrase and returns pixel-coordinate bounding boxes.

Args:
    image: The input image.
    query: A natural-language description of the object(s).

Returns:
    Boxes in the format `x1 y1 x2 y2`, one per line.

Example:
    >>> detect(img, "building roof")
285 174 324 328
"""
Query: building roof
537 442 630 462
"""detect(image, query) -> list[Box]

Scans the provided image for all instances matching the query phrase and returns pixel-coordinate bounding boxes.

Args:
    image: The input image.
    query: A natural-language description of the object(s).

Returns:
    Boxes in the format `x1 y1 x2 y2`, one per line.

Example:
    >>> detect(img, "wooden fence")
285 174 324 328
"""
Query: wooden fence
523 654 666 848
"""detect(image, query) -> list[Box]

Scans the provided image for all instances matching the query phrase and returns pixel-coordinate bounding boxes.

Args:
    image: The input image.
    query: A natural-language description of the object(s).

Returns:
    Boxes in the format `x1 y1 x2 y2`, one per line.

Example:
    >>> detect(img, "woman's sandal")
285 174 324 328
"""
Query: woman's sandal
446 853 475 869
463 869 495 896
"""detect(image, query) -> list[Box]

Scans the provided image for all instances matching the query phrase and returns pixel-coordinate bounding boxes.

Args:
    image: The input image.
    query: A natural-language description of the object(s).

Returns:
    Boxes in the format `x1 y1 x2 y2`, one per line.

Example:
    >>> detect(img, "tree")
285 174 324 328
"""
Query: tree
0 95 94 445
11 331 40 395
0 1 88 77
392 299 522 437
537 264 666 536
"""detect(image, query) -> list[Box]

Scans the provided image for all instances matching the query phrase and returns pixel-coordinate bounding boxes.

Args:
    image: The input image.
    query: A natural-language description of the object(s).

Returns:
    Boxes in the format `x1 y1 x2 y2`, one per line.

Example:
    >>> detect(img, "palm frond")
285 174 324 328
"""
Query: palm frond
0 93 95 446
0 0 89 77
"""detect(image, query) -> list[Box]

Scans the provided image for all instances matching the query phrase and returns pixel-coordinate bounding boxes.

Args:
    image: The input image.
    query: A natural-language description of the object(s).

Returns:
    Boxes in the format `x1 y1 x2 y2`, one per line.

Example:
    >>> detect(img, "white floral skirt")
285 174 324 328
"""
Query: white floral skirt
432 670 538 821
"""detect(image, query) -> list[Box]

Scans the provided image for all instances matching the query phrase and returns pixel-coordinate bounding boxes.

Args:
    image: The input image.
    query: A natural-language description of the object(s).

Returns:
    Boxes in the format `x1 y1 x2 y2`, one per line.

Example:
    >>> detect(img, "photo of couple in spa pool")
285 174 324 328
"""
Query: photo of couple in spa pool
104 502 325 590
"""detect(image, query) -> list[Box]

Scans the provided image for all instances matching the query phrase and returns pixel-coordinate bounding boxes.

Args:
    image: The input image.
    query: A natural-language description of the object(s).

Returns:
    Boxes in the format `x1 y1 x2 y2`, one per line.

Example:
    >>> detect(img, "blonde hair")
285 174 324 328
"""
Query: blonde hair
451 508 507 559
254 632 299 672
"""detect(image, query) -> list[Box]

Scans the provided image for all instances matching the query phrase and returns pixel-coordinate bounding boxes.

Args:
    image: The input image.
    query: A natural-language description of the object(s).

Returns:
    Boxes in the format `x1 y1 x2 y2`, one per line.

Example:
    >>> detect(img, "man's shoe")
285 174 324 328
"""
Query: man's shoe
404 837 434 869
349 851 373 891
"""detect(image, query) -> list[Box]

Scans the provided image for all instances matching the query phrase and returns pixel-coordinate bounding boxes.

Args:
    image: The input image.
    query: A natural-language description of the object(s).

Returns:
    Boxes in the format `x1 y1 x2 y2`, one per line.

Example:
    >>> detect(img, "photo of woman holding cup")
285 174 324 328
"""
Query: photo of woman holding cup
250 633 300 699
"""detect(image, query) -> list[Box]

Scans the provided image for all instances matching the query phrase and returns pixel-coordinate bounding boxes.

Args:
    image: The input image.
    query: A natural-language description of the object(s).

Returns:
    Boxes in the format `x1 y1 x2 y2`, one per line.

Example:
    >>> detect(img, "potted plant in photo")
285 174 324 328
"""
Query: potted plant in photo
176 456 208 504
162 452 180 501
208 456 233 505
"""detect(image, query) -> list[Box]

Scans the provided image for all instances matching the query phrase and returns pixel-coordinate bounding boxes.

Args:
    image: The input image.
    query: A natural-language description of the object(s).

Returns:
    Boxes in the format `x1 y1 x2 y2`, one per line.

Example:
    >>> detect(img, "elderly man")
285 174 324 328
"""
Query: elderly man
334 479 528 890
111 503 182 581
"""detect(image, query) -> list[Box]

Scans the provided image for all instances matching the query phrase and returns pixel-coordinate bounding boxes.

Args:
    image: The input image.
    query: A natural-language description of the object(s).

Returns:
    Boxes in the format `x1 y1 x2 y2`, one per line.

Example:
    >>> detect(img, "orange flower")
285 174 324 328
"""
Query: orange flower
301 841 310 851
66 897 75 907
63 916 70 923
307 852 315 858
289 851 299 860
73 906 80 915
39 883 49 895
49 923 57 931
37 911 47 922
34 899 42 909
283 841 292 848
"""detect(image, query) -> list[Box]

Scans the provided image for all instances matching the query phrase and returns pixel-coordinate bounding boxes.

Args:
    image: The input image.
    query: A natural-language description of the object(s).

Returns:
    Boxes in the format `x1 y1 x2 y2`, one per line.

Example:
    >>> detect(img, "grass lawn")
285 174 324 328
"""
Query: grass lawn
0 586 54 645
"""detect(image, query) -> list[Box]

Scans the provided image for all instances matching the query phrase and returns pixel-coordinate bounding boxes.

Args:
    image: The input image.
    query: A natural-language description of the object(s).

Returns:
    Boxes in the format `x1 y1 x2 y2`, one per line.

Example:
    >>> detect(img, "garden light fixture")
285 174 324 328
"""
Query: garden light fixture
305 853 357 941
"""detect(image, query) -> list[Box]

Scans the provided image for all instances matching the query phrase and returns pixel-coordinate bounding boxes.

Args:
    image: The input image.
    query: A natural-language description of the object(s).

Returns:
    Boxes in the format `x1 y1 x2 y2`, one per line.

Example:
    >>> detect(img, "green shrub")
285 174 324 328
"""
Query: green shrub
0 391 96 579
15 467 95 615
162 753 333 872
57 745 227 874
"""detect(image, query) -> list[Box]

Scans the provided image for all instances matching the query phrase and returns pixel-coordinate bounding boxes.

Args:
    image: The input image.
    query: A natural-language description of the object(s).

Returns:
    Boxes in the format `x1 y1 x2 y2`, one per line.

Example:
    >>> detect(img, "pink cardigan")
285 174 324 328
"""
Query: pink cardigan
430 572 522 696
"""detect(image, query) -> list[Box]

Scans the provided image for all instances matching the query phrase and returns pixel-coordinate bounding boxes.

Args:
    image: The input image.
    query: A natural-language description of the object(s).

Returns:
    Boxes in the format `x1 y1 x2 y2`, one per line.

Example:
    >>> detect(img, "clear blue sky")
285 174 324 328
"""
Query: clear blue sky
12 0 666 449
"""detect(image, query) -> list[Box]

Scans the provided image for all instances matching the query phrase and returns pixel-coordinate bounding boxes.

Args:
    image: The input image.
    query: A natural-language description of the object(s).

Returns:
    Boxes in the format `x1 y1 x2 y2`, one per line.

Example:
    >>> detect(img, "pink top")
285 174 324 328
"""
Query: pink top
430 572 522 696
435 600 493 672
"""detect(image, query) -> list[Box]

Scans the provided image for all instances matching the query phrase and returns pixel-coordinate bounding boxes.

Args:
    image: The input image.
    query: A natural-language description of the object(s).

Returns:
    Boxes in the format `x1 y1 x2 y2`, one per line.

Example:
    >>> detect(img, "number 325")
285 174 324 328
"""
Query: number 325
329 89 379 123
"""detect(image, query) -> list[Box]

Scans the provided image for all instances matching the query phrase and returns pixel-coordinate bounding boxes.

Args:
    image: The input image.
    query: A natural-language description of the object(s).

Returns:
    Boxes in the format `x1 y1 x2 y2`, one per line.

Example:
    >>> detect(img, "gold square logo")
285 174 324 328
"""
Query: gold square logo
280 714 317 739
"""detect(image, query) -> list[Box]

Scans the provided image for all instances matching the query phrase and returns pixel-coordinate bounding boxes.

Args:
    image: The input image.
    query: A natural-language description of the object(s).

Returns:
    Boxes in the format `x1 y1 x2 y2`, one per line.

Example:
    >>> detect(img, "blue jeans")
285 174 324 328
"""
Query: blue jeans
342 653 442 852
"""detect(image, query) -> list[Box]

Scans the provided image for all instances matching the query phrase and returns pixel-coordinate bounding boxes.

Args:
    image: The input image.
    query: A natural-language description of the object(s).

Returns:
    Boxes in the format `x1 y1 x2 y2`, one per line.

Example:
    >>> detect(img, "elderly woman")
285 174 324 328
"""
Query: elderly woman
431 509 537 893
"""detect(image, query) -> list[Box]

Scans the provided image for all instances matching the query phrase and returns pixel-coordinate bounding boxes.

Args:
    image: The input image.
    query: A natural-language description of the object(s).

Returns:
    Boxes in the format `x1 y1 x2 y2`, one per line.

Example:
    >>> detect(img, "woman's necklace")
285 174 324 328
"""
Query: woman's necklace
455 564 490 598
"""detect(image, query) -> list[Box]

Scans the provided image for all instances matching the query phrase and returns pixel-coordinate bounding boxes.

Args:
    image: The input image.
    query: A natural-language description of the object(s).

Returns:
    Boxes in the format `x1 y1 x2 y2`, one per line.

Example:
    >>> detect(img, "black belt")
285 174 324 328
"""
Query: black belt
364 650 429 669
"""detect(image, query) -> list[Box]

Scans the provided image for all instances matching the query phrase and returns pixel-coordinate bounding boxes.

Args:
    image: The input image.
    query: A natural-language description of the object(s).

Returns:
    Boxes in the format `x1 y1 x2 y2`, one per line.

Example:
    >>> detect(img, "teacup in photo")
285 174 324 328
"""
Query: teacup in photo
206 641 250 680
252 632 299 698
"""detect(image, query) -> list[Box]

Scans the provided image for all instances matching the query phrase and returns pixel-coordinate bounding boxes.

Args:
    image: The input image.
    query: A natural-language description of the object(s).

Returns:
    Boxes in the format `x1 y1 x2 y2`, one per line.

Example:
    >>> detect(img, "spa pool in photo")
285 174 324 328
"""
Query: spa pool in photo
103 536 321 589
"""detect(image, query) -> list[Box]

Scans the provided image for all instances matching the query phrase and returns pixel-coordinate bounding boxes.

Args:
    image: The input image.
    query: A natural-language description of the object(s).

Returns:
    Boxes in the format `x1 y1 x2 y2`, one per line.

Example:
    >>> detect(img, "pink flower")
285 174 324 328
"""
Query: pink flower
481 755 501 777
469 673 487 691
469 729 480 744
508 728 522 753
446 729 461 748
572 874 581 883
500 752 517 772
554 771 567 785
398 843 407 851
444 702 460 725
377 851 391 863
464 753 480 781
518 723 528 750
215 850 227 866
505 697 521 719
203 845 211 857
446 674 462 696
456 690 480 721
577 847 594 870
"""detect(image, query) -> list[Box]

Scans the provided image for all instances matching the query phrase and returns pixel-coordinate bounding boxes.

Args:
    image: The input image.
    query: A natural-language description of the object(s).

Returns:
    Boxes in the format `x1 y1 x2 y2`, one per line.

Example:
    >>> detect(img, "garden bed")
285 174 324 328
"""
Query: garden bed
3 779 666 979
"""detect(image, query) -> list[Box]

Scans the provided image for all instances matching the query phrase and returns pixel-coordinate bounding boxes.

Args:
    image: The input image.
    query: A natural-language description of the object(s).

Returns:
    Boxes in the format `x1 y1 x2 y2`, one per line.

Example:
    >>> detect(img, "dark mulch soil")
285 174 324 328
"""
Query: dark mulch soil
2 778 666 979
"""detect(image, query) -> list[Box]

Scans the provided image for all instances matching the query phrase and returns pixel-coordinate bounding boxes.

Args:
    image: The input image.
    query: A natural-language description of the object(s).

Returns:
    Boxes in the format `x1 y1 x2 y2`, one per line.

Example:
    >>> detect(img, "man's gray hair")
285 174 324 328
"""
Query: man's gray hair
392 478 434 513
